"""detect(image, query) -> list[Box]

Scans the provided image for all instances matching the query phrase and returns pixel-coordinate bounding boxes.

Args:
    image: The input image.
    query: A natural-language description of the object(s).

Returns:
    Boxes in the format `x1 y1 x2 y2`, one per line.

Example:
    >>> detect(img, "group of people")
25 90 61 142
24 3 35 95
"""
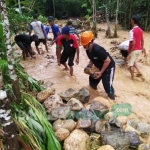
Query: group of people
14 13 145 100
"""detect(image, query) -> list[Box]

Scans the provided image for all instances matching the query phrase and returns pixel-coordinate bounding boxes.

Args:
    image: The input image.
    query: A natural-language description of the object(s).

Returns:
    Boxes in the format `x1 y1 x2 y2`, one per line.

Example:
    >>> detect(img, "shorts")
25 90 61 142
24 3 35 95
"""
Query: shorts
120 50 128 58
60 50 76 66
16 42 28 51
128 50 142 66
35 39 46 47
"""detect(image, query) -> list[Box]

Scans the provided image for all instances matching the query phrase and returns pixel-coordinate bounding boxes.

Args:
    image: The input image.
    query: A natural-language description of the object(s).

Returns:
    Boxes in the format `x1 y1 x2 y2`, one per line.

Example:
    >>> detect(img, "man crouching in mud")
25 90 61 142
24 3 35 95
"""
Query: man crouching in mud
80 31 115 100
57 26 79 76
15 34 38 60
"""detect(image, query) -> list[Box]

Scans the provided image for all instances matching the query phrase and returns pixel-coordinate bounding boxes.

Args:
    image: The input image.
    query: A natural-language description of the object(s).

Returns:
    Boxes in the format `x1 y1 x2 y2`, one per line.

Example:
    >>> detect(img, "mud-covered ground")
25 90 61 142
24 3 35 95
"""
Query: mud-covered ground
19 22 150 136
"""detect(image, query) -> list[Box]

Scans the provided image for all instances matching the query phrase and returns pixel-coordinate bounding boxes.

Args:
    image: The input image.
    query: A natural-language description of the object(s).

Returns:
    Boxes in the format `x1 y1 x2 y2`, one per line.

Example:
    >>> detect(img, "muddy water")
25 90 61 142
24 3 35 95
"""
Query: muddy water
20 23 150 128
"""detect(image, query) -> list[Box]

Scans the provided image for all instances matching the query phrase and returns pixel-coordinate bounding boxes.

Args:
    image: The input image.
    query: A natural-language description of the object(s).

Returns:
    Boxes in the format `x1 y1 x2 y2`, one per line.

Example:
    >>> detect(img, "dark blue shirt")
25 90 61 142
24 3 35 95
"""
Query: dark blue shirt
51 24 60 40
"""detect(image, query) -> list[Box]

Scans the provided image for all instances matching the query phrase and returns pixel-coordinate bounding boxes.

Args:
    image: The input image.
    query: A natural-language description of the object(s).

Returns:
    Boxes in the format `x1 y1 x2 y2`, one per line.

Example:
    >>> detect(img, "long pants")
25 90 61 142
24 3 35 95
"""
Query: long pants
89 67 115 94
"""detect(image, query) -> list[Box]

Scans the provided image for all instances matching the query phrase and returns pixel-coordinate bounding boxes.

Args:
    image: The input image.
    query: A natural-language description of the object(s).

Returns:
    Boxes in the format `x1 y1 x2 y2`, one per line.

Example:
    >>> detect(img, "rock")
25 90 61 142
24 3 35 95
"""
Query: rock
104 112 115 121
101 131 130 150
67 98 83 110
64 129 89 150
55 128 70 141
109 117 123 131
43 81 53 88
95 121 105 133
37 87 55 102
53 119 75 132
76 118 91 129
48 105 70 121
138 144 150 150
127 119 150 138
93 96 111 108
43 95 63 113
75 108 99 121
89 101 109 119
117 116 128 125
126 131 141 148
76 88 90 103
58 88 79 102
97 145 115 150
87 133 100 150
124 124 140 135
90 118 100 132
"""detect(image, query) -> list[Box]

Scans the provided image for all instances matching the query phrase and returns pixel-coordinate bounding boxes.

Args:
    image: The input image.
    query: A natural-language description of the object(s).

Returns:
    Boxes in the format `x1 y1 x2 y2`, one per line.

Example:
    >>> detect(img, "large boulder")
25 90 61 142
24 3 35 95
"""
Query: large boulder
48 105 70 121
126 131 142 148
43 95 63 113
64 129 89 150
127 119 150 138
101 131 130 150
97 145 115 150
58 88 79 102
55 128 70 141
53 119 75 132
67 98 83 110
76 88 90 103
37 87 55 102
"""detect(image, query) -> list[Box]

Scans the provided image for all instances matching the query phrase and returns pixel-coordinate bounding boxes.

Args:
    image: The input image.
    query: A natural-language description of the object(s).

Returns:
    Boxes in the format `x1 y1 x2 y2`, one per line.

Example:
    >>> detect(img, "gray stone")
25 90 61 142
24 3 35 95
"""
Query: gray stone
89 101 109 119
43 94 63 113
48 105 70 121
126 131 142 148
95 120 105 133
77 88 90 103
127 119 150 138
101 131 130 150
43 81 53 88
58 88 79 102
67 98 83 110
76 118 91 129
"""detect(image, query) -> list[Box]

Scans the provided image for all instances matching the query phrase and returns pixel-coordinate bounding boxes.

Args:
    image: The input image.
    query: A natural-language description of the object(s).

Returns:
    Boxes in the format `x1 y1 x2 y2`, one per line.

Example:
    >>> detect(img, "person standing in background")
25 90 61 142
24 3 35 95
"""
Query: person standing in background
127 14 146 80
48 16 61 62
29 14 48 54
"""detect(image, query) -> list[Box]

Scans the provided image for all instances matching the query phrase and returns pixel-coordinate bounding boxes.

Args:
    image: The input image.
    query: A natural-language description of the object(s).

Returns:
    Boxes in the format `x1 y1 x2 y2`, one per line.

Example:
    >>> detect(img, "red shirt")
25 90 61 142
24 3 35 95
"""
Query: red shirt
57 34 78 49
128 26 143 53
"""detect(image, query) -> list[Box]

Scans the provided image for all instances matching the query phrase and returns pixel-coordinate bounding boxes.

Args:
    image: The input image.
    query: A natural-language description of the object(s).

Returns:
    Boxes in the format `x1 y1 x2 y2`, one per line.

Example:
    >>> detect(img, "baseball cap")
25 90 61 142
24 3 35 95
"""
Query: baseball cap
48 16 54 21
67 21 72 25
61 26 70 35
32 34 38 41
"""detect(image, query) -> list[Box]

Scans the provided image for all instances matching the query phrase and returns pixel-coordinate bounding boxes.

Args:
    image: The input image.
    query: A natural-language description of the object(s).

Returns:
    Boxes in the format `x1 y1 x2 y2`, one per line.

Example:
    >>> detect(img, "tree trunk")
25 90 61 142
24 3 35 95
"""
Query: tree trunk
105 0 111 38
52 0 55 18
18 0 22 15
113 0 119 38
0 1 20 149
145 1 150 31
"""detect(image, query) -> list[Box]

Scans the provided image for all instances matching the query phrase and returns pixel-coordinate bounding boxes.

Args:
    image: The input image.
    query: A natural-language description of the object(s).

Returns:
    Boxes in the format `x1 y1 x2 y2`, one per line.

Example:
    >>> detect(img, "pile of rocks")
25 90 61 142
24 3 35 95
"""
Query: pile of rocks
37 81 150 150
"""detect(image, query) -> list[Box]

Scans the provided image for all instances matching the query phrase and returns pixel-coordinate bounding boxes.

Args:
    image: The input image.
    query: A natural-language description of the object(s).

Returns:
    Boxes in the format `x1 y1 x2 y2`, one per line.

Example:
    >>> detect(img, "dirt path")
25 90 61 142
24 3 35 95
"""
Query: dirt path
20 23 150 126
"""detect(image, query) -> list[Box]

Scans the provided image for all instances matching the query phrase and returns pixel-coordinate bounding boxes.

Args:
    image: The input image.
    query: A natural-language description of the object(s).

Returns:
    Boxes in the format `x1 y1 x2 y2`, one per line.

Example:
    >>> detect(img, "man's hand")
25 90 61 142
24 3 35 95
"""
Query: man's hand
76 58 79 65
50 40 55 45
94 71 102 79
127 54 131 60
